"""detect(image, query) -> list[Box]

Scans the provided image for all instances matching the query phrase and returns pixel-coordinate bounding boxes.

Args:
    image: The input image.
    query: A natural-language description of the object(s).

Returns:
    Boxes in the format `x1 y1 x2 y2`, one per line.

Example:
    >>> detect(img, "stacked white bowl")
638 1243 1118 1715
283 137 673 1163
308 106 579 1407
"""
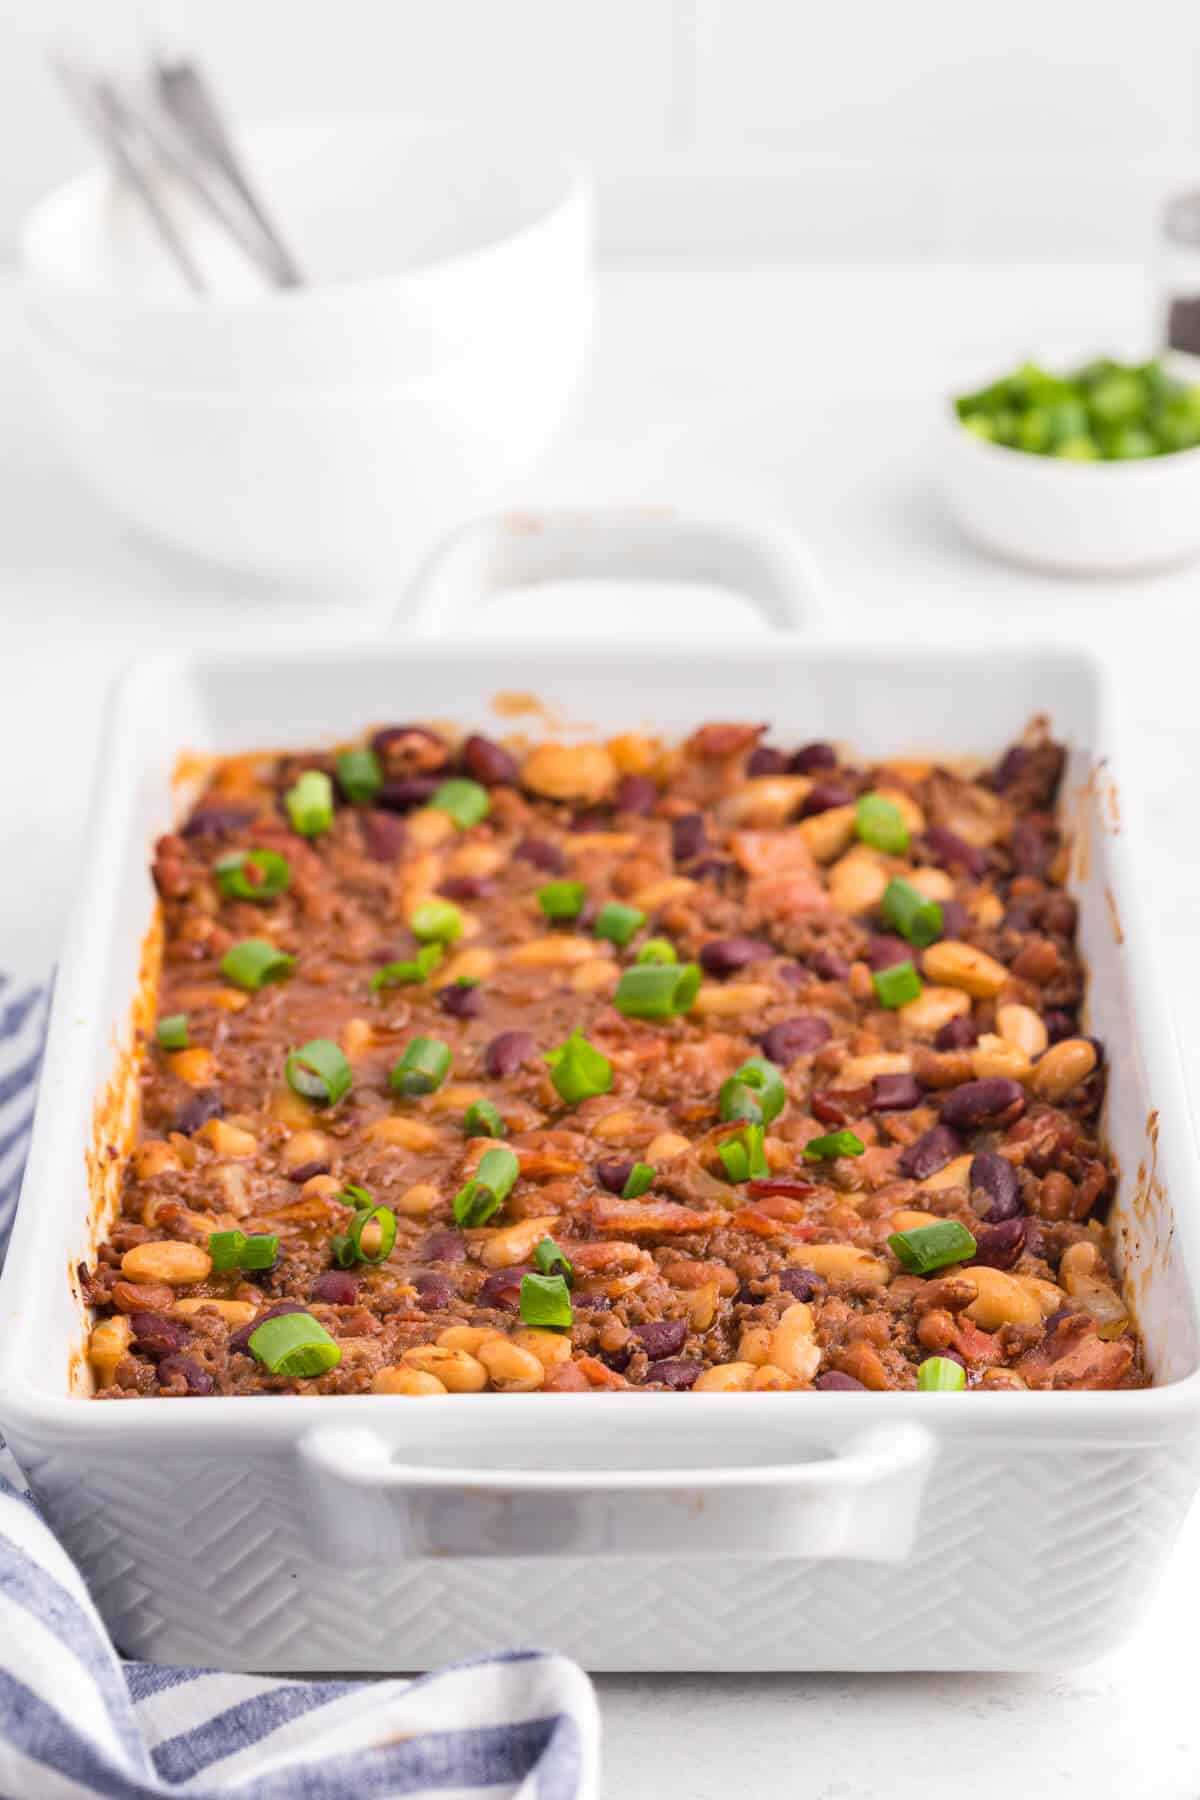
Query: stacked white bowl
21 119 595 584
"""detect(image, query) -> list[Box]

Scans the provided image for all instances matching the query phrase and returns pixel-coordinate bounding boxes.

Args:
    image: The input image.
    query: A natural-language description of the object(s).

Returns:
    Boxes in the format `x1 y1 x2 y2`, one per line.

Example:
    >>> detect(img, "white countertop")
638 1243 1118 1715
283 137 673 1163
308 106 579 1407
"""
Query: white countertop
3 261 1199 1797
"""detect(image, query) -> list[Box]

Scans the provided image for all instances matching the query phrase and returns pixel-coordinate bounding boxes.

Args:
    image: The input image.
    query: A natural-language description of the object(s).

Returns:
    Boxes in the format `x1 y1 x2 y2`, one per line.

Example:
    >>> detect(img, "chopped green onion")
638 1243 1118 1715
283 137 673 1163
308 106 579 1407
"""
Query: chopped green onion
637 938 677 965
881 877 943 949
155 1013 189 1051
802 1129 866 1161
285 770 334 838
208 1230 278 1273
337 1183 374 1211
331 1204 398 1267
534 1235 574 1283
213 848 291 903
390 1037 452 1096
719 1056 786 1127
544 1028 613 1104
621 1162 656 1199
453 1145 520 1227
718 1123 769 1183
431 778 490 829
248 1311 341 1378
918 1356 966 1392
537 880 586 921
519 1271 573 1331
855 792 909 855
285 1038 353 1106
613 962 702 1020
370 944 443 990
594 901 646 946
220 939 295 991
872 961 922 1009
888 1219 977 1275
464 1098 506 1138
410 900 463 944
336 746 382 805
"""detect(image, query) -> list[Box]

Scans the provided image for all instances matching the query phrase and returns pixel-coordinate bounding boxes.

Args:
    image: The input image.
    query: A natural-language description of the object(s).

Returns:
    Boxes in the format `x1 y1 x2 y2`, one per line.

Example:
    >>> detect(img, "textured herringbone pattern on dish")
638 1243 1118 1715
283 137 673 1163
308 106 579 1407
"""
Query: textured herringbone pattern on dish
12 1434 1196 1672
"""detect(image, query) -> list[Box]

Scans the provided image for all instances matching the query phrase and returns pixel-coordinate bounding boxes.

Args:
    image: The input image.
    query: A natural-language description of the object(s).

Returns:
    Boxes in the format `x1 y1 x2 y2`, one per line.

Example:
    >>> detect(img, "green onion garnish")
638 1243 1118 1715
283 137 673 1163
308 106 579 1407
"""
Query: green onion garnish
613 962 702 1020
719 1056 786 1127
718 1123 769 1183
594 901 646 946
872 961 922 1009
464 1098 506 1138
855 793 909 855
285 1038 353 1106
537 881 586 922
331 1204 398 1267
208 1229 278 1273
410 900 463 944
880 877 943 949
888 1219 977 1274
248 1311 341 1378
336 746 382 805
390 1037 452 1096
213 848 291 903
285 770 334 838
370 944 444 990
155 1013 189 1051
220 939 295 991
431 778 490 829
802 1129 866 1161
918 1356 966 1392
336 1183 374 1211
544 1028 613 1104
533 1235 574 1283
621 1162 656 1199
636 938 677 965
453 1145 520 1227
519 1271 573 1331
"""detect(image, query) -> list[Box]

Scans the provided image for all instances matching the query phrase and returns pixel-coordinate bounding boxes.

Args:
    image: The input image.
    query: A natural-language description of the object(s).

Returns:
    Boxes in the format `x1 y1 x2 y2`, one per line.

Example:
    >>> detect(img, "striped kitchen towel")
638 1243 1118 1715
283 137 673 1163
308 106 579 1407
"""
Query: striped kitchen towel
0 974 600 1799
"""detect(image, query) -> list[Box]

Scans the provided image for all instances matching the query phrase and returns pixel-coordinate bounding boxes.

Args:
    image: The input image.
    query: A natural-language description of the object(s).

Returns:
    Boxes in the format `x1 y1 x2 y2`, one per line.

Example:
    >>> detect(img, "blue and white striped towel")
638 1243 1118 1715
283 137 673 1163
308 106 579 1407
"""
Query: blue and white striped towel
0 974 600 1799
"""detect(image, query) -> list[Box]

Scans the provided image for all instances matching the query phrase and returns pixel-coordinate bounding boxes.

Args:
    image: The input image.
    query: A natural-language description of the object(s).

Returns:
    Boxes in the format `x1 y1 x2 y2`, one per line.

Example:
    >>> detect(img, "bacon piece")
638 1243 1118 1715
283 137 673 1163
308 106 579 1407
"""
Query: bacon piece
588 1196 724 1235
746 1179 817 1201
1016 1314 1134 1390
686 722 764 760
576 1355 631 1390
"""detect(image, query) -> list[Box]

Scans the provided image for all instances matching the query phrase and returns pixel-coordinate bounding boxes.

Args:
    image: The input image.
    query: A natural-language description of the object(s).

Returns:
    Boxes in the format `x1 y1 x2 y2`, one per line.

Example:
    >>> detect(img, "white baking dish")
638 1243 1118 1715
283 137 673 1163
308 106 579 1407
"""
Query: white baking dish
2 509 1198 1675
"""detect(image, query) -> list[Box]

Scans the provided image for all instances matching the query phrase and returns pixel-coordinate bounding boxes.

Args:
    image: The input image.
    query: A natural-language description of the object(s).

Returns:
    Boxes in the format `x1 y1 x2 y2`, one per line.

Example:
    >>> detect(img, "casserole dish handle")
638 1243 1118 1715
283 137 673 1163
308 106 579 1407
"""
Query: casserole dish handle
402 507 828 636
297 1421 934 1563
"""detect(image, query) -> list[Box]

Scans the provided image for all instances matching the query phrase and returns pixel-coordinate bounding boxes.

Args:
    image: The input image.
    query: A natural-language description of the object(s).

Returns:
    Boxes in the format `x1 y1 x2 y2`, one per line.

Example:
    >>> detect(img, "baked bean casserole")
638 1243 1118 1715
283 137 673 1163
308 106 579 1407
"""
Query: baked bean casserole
83 720 1142 1398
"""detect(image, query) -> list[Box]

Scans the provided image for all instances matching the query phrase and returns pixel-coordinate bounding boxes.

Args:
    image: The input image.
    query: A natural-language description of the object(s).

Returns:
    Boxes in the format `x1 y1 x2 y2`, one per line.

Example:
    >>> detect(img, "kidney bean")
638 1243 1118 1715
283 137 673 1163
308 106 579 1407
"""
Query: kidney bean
938 900 969 938
437 874 492 902
941 1078 1025 1130
970 1218 1027 1270
174 1092 223 1135
633 1319 689 1359
867 934 911 971
478 1266 531 1310
595 1156 636 1194
157 1355 214 1395
1004 901 1037 934
813 1085 872 1125
1011 818 1053 876
935 1015 978 1050
699 936 771 977
484 1030 539 1079
371 725 449 775
181 806 254 839
993 745 1030 789
419 1230 468 1264
415 1273 457 1310
645 1358 703 1389
516 836 566 874
969 1150 1022 1221
602 1344 632 1373
572 1293 612 1311
760 1015 831 1063
613 774 658 815
922 824 987 878
1041 893 1078 937
130 1313 191 1358
571 807 612 833
898 1124 962 1181
873 1072 923 1111
790 741 837 773
746 746 789 777
288 1158 331 1184
815 1370 866 1390
778 963 810 988
312 1270 361 1305
779 1268 824 1303
1043 1009 1077 1044
800 782 853 818
376 776 440 813
439 981 484 1019
689 857 735 885
461 733 519 786
360 811 407 862
672 813 709 863
810 947 851 981
230 1301 308 1357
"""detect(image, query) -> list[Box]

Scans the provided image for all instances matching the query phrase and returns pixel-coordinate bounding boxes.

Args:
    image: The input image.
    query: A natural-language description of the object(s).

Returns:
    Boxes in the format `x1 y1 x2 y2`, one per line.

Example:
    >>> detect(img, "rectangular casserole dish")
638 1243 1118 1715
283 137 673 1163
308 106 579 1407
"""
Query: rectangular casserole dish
2 509 1199 1675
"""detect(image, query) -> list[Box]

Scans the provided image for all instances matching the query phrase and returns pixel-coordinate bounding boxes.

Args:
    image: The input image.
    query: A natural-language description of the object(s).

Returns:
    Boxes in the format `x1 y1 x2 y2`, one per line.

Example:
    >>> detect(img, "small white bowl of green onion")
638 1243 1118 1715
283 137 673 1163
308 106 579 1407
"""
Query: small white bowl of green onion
942 353 1200 573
